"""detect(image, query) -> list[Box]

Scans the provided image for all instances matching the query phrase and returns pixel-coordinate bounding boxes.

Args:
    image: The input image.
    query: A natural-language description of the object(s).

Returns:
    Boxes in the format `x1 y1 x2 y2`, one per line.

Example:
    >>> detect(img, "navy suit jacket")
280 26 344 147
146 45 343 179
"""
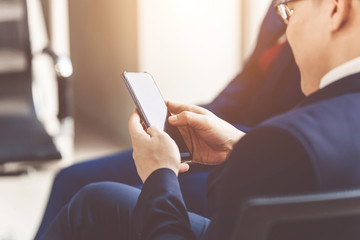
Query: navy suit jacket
132 73 360 240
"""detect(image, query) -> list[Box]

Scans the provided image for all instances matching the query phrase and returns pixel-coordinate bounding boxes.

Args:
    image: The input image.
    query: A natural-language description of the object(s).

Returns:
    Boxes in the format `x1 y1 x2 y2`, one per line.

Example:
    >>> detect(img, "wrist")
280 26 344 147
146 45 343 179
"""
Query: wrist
142 164 179 183
143 166 179 183
229 130 245 151
234 130 245 144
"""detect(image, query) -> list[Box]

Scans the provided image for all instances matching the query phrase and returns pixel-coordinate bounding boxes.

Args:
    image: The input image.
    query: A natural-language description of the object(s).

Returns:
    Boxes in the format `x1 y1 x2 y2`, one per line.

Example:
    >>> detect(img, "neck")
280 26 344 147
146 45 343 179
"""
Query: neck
303 11 360 95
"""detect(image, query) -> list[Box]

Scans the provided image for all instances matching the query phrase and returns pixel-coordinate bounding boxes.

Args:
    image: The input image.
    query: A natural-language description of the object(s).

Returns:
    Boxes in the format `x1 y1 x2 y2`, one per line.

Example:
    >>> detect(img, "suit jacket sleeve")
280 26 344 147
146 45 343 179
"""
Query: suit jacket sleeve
132 126 317 240
132 168 197 240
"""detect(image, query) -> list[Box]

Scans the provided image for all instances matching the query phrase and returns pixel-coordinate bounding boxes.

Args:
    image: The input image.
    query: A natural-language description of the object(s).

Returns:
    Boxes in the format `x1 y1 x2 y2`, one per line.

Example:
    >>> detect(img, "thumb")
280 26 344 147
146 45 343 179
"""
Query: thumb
168 111 206 129
179 162 190 173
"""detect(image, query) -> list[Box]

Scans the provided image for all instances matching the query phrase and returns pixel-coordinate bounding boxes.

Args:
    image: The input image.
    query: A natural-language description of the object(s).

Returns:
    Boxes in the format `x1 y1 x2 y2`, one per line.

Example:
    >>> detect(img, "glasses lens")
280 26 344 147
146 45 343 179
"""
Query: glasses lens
276 3 292 24
278 4 288 21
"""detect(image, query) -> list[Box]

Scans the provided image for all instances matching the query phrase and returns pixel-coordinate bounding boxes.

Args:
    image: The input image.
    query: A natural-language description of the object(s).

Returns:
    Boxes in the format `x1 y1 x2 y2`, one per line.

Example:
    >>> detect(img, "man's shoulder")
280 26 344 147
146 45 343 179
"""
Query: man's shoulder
257 88 360 160
261 90 360 134
257 90 360 189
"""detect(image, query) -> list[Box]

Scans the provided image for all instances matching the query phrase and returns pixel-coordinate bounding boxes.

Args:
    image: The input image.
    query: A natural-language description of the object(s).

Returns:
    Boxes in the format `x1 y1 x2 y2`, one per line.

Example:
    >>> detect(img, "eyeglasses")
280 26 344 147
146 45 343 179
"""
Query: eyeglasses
273 0 302 25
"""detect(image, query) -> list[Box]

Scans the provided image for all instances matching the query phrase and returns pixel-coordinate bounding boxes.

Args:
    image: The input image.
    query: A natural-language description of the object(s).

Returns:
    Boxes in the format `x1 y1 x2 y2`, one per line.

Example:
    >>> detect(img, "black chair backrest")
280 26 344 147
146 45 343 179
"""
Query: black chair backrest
231 189 360 240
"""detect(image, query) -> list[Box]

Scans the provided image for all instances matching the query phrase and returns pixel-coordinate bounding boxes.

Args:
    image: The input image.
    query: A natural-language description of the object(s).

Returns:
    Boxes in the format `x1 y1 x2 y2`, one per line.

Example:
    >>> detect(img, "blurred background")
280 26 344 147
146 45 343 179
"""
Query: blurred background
0 0 270 239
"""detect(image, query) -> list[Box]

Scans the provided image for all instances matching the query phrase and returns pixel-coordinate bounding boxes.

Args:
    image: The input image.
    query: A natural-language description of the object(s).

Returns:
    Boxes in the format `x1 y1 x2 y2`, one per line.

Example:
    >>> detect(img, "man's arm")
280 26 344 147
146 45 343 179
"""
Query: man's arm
131 126 317 240
204 126 317 239
132 169 196 240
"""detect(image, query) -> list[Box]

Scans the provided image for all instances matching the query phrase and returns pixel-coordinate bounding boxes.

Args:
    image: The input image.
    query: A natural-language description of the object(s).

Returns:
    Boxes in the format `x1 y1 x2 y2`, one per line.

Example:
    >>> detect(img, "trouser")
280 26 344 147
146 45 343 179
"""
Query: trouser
40 182 210 240
35 150 214 239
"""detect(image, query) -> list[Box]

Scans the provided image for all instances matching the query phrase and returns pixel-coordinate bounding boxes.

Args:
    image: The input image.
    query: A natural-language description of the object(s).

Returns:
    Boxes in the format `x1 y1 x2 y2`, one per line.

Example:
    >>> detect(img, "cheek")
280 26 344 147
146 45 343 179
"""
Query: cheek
286 20 313 69
286 25 302 64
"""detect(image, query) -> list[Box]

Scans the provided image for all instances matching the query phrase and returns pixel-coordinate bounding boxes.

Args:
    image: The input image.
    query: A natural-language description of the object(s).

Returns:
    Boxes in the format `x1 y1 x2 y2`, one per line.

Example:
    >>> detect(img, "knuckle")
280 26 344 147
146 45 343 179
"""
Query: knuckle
202 115 210 123
182 111 191 120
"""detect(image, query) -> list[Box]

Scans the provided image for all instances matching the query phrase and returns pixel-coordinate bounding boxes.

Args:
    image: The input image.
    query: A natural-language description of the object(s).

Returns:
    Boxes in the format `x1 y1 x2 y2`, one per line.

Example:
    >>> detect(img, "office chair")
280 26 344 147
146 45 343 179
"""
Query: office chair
0 0 72 175
231 188 360 240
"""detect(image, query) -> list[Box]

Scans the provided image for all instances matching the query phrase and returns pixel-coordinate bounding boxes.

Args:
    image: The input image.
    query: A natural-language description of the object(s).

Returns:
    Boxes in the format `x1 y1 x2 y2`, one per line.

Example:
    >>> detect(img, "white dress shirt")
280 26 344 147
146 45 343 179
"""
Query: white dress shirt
320 57 360 89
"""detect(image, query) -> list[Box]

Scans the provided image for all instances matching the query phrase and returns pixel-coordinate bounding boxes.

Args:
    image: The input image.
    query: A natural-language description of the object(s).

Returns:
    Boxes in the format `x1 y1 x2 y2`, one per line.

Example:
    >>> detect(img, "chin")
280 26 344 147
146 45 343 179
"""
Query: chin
301 85 311 96
301 78 319 96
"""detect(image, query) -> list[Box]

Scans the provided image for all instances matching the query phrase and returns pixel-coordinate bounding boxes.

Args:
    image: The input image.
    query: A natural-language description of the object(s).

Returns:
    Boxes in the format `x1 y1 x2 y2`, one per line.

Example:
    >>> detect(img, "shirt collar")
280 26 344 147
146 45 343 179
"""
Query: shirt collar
320 57 360 89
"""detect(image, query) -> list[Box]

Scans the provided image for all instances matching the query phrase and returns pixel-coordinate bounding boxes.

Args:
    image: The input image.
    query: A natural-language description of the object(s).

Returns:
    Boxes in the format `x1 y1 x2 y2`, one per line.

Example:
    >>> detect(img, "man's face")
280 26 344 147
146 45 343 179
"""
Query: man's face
286 1 327 95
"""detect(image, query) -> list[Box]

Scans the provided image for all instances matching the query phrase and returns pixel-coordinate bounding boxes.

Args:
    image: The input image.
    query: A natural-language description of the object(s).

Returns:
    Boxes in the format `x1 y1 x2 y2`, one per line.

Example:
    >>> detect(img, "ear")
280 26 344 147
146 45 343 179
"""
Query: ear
329 0 352 32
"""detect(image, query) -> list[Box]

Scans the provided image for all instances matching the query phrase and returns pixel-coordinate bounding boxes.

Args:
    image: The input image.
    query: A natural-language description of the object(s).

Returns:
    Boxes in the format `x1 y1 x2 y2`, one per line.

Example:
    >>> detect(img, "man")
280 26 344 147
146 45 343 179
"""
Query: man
39 0 360 239
35 3 303 239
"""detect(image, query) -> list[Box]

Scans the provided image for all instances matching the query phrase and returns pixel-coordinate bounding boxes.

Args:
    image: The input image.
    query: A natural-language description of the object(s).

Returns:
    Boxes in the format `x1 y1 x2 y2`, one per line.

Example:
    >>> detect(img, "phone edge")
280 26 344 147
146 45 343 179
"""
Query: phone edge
121 72 151 128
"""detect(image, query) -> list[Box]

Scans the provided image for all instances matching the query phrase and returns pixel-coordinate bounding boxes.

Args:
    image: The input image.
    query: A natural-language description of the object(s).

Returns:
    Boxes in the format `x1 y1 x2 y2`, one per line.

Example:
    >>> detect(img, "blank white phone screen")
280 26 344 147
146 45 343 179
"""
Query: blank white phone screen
124 72 167 129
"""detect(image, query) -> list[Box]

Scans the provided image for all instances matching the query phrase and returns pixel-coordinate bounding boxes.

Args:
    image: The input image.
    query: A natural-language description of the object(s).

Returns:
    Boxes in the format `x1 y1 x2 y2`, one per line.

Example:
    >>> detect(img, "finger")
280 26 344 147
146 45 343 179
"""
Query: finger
167 100 212 115
128 110 149 139
168 111 208 129
179 162 190 173
166 100 191 114
146 125 163 138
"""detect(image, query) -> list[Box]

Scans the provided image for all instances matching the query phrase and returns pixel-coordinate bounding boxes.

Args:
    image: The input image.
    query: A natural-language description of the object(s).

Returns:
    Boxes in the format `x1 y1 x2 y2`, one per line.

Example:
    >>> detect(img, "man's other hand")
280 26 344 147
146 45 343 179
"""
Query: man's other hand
167 101 245 165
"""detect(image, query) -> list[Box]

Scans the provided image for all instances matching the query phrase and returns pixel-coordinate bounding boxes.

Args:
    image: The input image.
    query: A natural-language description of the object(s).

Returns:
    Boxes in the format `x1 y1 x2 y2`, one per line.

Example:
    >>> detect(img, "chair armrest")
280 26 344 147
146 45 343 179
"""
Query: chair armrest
42 46 73 120
42 46 73 78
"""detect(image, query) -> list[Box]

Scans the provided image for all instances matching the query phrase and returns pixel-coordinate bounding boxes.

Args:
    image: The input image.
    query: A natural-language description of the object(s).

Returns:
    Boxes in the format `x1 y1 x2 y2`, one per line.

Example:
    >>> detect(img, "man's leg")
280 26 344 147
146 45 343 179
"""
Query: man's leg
40 182 210 240
35 150 214 239
35 150 140 239
178 163 214 217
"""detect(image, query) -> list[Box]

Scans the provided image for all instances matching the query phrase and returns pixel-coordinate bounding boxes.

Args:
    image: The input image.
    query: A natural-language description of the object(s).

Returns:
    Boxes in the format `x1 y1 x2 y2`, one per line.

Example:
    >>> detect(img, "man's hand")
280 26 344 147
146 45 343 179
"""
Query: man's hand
167 101 245 165
128 110 189 183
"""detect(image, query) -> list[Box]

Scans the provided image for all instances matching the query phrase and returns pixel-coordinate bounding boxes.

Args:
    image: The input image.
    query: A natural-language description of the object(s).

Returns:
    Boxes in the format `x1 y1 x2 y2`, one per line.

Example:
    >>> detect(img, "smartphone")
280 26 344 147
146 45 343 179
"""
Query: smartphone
122 72 192 161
